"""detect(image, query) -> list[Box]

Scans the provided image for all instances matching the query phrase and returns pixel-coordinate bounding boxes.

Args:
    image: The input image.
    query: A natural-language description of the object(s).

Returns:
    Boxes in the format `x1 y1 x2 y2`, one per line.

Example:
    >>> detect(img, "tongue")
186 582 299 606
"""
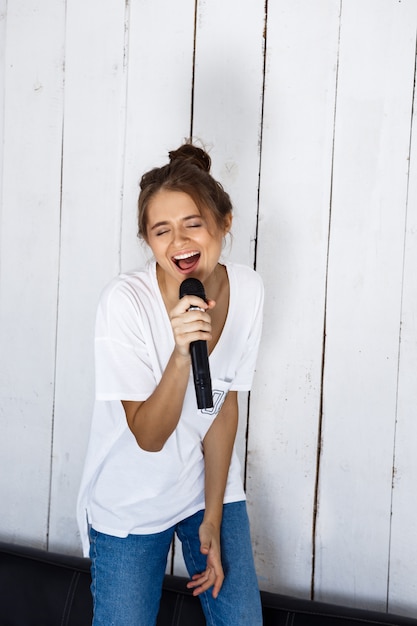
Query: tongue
178 254 199 270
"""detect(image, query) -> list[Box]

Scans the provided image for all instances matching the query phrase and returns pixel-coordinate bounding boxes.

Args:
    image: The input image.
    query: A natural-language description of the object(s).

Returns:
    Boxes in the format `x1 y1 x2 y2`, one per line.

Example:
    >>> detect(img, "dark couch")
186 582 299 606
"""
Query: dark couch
1 541 416 625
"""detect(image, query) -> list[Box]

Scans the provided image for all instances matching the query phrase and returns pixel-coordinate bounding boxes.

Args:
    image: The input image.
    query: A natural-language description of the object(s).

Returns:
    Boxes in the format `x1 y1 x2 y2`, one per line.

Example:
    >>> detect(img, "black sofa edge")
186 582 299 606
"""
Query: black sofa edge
1 540 416 626
161 574 417 625
0 540 90 572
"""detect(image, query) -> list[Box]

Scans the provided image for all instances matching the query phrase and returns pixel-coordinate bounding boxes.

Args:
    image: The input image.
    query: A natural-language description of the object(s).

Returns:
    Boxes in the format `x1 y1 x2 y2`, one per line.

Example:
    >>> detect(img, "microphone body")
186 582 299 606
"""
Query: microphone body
179 278 213 409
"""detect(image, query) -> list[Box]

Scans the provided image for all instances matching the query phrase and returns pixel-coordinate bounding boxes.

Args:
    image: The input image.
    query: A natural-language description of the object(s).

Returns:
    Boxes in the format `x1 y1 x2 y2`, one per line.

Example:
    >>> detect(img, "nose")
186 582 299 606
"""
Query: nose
171 225 189 246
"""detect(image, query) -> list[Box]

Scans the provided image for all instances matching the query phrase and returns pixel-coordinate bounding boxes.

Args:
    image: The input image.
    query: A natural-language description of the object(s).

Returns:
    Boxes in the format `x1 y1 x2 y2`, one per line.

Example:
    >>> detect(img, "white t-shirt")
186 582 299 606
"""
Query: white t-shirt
77 260 264 556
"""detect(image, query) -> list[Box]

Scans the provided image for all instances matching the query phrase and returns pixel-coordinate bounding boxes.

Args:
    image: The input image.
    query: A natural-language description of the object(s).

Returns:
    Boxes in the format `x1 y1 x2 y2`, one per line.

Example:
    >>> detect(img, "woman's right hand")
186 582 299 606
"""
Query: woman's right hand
169 295 215 358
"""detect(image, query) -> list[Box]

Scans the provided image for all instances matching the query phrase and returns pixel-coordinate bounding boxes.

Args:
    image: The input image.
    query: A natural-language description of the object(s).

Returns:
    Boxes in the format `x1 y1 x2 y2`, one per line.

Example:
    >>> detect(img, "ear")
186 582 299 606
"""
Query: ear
223 213 233 235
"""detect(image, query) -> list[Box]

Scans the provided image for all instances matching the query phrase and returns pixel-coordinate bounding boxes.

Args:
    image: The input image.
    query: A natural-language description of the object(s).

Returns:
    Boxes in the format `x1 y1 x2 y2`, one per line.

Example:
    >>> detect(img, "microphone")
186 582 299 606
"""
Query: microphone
179 278 213 409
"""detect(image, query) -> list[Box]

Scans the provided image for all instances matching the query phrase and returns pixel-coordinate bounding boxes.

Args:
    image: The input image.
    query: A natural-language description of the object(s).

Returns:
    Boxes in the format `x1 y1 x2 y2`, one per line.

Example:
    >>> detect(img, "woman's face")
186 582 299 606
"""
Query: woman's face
145 189 231 291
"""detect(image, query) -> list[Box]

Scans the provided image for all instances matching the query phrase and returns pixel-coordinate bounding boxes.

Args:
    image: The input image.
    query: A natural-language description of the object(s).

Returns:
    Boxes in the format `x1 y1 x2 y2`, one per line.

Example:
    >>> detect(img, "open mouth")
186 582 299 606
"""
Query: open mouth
173 251 201 272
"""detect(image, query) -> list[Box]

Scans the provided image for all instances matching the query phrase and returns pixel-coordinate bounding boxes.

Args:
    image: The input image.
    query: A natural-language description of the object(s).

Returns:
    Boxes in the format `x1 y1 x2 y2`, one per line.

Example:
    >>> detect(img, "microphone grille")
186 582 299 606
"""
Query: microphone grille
179 278 206 300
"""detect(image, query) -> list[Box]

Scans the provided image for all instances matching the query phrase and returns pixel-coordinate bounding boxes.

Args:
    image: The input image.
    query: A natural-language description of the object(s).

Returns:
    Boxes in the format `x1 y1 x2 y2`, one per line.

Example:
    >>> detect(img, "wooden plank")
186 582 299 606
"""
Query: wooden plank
0 0 65 548
315 0 417 610
171 0 266 578
48 0 128 553
387 15 417 617
0 0 6 194
191 0 265 269
120 0 196 272
248 0 340 595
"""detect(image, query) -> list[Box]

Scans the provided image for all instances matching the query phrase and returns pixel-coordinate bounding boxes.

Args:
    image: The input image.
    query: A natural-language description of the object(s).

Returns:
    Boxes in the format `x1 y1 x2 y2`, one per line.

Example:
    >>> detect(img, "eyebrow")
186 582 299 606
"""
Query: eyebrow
149 214 202 231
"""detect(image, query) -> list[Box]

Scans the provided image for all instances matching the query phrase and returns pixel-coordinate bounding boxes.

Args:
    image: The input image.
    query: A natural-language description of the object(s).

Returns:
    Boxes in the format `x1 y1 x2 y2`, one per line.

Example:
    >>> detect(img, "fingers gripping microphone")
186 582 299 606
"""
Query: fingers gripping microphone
179 278 213 409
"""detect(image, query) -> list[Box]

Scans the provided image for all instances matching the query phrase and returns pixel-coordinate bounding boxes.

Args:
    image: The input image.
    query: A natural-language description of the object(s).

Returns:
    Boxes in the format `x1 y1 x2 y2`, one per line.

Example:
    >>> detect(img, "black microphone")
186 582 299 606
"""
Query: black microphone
179 278 213 409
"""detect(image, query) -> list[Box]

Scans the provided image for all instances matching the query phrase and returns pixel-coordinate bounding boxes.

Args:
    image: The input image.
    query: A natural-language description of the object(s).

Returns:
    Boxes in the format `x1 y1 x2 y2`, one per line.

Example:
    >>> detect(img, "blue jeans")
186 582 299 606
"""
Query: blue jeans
89 501 262 626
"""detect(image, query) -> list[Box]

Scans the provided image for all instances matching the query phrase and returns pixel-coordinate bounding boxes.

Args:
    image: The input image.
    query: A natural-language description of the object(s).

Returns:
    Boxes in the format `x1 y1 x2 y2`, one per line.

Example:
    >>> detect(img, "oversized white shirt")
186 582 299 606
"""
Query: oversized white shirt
77 261 264 556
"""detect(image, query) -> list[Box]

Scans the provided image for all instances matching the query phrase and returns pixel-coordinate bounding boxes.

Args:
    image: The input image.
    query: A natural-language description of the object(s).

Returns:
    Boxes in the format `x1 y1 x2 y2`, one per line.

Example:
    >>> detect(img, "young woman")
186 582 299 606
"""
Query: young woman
77 142 264 625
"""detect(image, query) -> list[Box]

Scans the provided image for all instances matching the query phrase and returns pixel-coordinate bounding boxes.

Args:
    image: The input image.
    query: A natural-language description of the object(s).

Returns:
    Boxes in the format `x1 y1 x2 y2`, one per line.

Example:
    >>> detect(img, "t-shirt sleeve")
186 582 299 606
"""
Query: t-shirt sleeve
93 279 157 401
229 270 264 391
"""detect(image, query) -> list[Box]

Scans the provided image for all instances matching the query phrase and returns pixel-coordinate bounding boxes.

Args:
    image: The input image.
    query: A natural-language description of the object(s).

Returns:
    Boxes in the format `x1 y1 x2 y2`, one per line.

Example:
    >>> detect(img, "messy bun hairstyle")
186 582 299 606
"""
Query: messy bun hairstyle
138 142 233 240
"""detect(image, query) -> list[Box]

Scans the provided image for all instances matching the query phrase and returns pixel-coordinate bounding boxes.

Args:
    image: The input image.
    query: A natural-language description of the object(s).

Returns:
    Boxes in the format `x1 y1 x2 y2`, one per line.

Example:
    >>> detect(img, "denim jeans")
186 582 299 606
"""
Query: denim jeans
89 501 262 626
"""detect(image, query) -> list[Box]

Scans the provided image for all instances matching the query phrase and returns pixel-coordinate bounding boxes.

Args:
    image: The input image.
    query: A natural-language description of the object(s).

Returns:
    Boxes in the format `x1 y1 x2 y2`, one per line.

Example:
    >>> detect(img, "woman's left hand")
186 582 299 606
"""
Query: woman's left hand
186 520 224 598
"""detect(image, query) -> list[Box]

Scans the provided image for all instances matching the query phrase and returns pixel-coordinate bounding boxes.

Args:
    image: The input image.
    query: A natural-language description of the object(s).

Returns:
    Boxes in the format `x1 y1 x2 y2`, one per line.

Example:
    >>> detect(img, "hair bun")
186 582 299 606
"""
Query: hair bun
168 144 211 173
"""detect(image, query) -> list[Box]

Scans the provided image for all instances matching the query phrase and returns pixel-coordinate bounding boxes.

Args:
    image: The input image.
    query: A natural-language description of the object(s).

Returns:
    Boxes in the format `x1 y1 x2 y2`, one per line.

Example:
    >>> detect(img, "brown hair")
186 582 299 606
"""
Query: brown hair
138 142 233 240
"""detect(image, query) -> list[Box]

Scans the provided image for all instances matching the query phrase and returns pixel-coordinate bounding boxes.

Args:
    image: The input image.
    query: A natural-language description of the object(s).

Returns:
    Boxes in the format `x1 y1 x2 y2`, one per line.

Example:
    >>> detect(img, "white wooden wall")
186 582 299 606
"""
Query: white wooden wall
0 0 416 617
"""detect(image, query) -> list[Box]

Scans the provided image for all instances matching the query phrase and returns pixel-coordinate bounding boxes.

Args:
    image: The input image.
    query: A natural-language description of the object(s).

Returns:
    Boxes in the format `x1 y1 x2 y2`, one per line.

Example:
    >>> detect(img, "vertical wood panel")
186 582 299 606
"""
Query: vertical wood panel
192 0 265 268
248 0 340 595
120 0 196 273
0 0 6 200
248 1 339 596
315 0 417 610
48 0 128 552
388 40 417 617
0 0 65 547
